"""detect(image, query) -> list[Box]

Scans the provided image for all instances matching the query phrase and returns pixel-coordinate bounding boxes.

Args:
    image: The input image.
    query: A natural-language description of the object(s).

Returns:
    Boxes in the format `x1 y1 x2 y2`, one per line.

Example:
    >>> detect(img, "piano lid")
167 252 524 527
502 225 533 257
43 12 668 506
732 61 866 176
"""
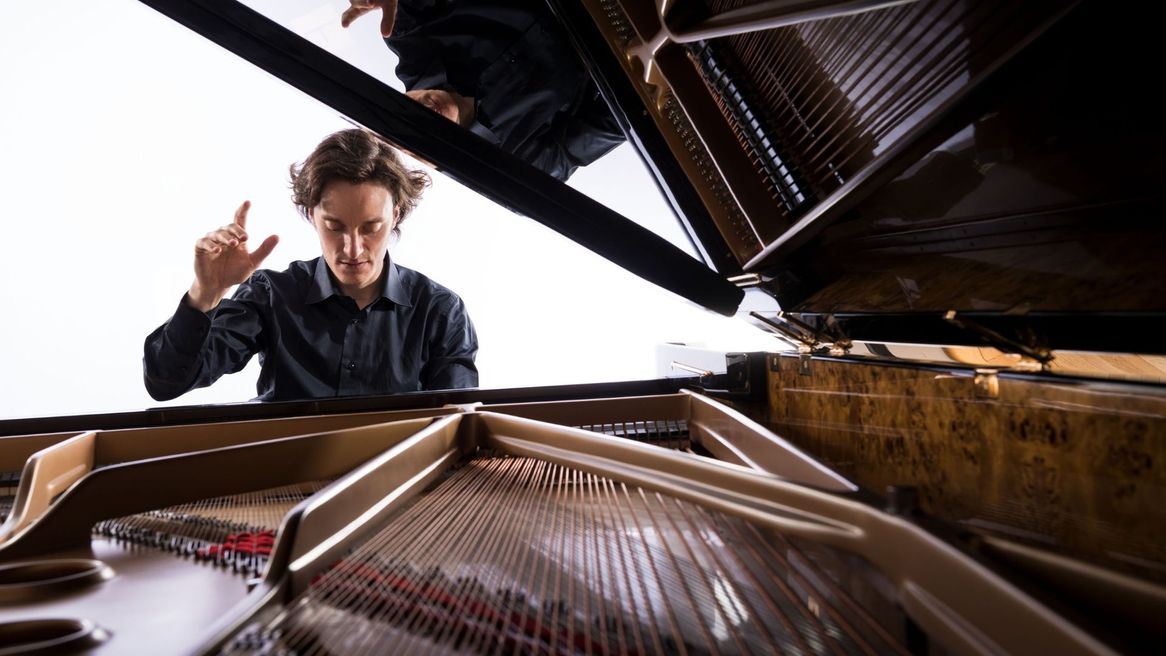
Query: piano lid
550 0 1166 355
135 0 746 317
140 0 1166 353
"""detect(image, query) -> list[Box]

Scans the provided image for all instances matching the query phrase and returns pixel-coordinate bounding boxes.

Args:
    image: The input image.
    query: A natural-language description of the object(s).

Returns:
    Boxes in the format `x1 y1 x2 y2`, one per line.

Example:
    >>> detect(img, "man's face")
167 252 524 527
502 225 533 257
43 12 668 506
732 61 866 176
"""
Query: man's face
310 180 397 295
407 89 469 126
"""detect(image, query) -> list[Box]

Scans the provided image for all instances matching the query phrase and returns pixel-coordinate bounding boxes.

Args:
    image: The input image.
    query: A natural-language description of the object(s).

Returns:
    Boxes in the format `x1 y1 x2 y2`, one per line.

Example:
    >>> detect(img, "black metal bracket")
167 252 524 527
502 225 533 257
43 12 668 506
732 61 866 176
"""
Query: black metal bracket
691 352 768 400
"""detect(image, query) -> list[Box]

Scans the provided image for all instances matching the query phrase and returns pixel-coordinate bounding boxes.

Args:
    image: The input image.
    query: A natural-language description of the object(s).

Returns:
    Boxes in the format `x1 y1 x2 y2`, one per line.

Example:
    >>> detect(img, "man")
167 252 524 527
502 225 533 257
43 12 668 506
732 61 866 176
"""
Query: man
143 129 478 402
341 0 625 181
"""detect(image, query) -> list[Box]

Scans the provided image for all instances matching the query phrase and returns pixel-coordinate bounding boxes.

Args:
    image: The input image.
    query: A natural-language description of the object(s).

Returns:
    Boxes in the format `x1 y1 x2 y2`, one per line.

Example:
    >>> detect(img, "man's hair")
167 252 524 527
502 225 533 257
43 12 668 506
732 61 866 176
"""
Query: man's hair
289 129 430 236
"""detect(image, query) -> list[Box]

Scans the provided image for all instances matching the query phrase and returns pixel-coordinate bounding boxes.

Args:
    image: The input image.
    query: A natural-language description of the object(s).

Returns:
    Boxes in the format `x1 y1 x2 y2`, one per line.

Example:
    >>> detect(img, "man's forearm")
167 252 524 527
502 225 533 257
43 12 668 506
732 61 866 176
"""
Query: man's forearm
423 358 479 391
187 281 227 313
143 294 215 401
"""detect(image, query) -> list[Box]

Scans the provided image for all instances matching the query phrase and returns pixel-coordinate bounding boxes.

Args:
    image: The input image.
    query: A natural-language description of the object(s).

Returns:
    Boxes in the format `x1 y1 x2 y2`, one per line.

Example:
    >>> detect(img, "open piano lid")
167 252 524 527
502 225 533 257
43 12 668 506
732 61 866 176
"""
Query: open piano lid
140 0 1164 355
550 0 1166 356
135 0 747 317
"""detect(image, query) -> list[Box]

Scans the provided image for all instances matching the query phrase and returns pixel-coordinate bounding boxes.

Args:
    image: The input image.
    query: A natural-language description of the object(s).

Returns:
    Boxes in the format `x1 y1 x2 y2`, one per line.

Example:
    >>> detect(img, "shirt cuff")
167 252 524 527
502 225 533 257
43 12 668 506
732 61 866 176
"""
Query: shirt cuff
165 293 213 355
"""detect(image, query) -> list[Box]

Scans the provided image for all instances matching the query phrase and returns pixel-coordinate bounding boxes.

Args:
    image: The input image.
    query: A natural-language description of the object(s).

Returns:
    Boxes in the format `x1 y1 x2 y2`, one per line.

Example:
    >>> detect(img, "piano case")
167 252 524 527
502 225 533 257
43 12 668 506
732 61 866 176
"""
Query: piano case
1 1 1163 654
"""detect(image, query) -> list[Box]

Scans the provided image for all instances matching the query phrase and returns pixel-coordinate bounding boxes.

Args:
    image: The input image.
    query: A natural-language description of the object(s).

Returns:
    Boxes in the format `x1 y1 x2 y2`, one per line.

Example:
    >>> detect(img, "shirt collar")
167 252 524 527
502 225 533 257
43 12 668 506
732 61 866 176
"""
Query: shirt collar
305 255 412 308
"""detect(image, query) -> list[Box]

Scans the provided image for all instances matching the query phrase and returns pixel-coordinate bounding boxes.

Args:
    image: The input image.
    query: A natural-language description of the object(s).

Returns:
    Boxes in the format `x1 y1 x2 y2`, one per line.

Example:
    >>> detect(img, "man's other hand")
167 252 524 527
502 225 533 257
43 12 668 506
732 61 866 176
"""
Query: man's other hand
341 0 399 37
407 89 476 128
188 201 279 313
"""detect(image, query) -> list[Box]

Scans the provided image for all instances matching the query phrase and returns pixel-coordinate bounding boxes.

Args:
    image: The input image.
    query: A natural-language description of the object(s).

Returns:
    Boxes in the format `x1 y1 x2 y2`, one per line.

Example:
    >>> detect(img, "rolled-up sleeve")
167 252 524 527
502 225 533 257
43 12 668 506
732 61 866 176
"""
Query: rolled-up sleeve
420 295 479 391
142 277 269 401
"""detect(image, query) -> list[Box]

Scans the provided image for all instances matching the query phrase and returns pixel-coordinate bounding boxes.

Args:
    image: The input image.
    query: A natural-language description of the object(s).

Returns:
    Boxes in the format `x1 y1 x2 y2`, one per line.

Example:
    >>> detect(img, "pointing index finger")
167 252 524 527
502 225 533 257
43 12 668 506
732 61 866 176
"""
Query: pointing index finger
379 0 398 37
340 6 371 28
234 200 251 229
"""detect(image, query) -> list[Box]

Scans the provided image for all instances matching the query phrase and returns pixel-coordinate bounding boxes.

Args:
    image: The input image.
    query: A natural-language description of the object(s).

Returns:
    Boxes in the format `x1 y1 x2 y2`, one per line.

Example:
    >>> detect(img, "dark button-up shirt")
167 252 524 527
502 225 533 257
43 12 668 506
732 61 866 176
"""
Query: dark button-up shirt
387 0 624 180
143 257 478 402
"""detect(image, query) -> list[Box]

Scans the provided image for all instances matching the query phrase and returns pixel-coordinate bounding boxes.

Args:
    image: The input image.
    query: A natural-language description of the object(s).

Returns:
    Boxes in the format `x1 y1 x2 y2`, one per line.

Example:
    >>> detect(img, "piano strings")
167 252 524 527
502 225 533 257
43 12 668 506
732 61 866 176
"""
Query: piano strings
224 455 908 655
93 481 330 578
684 0 1065 232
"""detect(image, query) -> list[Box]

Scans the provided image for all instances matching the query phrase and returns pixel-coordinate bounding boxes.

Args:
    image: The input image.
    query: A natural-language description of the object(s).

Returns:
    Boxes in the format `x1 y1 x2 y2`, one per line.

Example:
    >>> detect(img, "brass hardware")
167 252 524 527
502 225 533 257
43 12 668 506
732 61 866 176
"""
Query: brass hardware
934 369 998 398
728 273 763 288
670 361 715 377
749 312 852 359
1010 358 1046 373
749 311 814 350
944 311 1054 370
974 369 1000 400
779 311 825 342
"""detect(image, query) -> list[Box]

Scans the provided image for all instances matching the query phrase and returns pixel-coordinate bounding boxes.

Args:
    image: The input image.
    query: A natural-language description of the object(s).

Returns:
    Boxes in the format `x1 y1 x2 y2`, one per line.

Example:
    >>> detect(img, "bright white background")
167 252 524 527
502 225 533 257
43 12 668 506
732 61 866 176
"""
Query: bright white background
0 1 780 419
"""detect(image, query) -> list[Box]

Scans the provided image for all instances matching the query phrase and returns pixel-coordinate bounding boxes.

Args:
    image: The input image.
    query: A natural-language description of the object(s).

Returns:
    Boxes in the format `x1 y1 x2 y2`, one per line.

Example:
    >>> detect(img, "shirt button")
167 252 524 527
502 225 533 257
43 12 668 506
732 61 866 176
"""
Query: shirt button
351 318 360 325
346 361 357 370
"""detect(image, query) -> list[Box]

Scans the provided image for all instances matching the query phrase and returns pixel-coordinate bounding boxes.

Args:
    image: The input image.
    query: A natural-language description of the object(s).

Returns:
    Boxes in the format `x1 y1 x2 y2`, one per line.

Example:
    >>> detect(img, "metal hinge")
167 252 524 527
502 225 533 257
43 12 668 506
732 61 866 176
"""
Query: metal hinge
944 311 1053 372
974 368 1000 399
670 361 715 378
682 353 767 398
749 311 852 359
728 273 764 288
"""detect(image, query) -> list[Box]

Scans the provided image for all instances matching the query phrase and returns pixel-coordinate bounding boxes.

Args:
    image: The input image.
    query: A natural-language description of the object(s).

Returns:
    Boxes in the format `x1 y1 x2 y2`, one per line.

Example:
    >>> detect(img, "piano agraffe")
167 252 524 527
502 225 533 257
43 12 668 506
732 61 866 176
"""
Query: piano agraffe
1 0 1163 653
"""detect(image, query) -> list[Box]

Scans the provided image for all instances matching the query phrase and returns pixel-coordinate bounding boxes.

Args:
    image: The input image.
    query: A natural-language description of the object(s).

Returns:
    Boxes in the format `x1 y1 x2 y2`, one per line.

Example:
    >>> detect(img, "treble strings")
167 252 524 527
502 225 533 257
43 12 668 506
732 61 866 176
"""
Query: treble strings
94 481 329 576
0 468 18 523
576 419 691 452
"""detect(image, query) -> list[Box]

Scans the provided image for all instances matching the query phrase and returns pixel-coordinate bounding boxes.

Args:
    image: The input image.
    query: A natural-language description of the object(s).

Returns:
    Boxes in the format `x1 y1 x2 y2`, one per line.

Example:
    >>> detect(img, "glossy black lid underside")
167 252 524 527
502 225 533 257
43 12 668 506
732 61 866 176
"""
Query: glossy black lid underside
553 0 1166 352
138 0 1164 352
770 2 1166 317
135 0 744 316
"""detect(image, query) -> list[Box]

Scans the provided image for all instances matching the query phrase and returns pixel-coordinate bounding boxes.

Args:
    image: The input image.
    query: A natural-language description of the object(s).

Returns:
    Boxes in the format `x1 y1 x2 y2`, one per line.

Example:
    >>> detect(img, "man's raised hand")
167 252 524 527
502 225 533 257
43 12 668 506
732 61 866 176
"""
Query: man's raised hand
187 201 279 313
340 0 399 37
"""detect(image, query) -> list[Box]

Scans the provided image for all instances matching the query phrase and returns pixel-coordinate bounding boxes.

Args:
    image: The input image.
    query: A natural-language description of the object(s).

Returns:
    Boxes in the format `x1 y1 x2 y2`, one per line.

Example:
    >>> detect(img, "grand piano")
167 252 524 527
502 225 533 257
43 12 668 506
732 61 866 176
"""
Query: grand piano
0 0 1163 654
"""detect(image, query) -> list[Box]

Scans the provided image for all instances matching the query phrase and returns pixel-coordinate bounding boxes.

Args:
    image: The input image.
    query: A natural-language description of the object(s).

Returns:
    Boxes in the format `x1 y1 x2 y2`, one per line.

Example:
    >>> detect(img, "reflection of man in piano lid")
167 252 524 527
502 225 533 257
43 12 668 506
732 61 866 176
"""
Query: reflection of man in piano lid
341 0 625 181
142 129 479 403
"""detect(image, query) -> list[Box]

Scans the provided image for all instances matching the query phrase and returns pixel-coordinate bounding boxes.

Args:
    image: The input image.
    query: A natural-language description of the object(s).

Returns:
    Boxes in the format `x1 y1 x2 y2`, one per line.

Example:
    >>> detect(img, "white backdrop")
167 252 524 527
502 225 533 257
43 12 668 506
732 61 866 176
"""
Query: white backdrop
0 1 781 419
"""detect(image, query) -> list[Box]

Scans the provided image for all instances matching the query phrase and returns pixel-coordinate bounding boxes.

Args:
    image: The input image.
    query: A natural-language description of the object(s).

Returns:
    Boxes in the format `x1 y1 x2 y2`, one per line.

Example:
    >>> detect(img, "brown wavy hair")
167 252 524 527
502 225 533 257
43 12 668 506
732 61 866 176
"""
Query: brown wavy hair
290 129 430 236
